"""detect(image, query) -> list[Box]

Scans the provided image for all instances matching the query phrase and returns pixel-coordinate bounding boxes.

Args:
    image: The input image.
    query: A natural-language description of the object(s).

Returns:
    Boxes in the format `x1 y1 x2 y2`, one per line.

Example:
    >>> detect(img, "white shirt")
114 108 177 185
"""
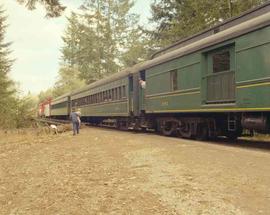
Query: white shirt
140 81 146 89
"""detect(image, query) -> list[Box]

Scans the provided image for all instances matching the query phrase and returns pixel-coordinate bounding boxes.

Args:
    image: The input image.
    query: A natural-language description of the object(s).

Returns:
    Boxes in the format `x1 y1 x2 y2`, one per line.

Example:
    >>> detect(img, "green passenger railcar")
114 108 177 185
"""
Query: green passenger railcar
132 7 270 139
70 70 130 124
140 13 270 114
50 93 70 118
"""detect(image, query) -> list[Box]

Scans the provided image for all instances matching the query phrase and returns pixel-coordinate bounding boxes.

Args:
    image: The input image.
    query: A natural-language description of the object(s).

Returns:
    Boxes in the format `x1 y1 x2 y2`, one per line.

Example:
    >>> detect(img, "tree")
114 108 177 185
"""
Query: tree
16 0 66 17
0 7 17 128
15 93 38 128
121 27 153 67
37 66 86 102
38 88 53 103
149 0 268 47
61 13 82 67
0 6 63 129
61 0 148 84
52 66 86 97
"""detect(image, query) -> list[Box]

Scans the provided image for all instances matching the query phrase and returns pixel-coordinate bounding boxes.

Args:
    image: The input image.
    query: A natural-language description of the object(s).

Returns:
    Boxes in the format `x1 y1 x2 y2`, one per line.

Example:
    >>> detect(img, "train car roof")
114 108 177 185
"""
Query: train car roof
138 10 270 71
70 67 133 96
51 92 70 104
151 1 270 59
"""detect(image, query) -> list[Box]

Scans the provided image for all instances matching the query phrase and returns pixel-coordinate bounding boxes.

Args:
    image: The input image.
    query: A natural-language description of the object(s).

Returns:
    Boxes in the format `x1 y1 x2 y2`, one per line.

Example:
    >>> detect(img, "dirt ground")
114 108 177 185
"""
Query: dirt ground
0 127 270 215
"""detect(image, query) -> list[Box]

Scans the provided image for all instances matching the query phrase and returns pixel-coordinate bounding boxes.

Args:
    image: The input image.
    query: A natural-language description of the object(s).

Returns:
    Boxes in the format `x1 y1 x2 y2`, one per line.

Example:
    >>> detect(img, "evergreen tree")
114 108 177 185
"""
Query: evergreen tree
121 27 153 67
38 88 53 103
61 0 148 84
37 66 86 101
53 66 86 97
0 7 16 128
61 13 82 67
15 93 38 128
150 0 268 47
16 0 65 17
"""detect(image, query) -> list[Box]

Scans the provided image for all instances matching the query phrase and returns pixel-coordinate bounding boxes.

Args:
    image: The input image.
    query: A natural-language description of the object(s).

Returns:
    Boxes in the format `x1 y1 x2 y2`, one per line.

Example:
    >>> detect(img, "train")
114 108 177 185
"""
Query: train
38 97 51 117
41 3 270 140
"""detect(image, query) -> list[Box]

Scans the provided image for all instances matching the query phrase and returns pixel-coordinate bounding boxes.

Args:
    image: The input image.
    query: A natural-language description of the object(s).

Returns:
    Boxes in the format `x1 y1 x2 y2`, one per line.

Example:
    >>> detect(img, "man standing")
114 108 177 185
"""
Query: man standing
70 108 80 135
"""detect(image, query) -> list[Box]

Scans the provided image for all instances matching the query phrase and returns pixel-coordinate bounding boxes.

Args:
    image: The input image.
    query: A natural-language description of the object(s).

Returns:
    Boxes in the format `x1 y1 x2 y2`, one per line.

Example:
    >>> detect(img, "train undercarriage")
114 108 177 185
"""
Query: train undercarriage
80 112 270 141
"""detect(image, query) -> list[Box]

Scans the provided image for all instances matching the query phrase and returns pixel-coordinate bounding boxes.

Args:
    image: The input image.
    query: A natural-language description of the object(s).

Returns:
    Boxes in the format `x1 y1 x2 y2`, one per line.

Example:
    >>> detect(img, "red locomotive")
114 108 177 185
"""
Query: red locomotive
38 98 52 117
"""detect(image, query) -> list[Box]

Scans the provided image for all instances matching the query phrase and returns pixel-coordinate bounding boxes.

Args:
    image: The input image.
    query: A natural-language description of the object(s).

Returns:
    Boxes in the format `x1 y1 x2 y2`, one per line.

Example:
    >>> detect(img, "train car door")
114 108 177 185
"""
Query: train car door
204 45 236 104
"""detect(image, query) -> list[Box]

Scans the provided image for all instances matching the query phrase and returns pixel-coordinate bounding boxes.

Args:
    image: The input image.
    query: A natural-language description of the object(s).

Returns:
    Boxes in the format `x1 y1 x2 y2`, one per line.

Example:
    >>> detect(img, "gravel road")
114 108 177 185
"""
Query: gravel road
0 127 270 215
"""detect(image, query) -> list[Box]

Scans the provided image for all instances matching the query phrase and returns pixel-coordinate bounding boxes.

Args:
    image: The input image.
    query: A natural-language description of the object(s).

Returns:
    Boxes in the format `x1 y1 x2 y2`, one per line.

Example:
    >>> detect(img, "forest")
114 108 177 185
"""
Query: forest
0 0 268 128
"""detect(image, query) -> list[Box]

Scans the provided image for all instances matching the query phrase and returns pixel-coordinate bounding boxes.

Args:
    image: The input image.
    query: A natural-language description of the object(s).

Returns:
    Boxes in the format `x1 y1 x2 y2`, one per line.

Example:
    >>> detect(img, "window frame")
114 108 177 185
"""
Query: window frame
170 70 178 91
212 50 231 73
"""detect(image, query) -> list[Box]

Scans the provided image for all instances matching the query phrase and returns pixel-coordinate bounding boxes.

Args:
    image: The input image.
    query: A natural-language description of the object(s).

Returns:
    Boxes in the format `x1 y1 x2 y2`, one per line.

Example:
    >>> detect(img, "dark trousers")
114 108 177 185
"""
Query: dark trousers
72 121 79 135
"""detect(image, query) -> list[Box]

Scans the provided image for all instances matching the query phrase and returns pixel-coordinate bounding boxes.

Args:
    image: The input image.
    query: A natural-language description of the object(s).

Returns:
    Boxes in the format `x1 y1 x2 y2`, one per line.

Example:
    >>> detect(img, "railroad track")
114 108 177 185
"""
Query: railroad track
35 118 92 128
35 118 71 125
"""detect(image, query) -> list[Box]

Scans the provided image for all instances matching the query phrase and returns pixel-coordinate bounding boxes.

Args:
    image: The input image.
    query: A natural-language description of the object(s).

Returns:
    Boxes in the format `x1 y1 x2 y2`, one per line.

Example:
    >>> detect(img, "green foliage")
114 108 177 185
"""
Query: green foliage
38 88 53 103
0 7 17 129
16 0 65 17
53 66 86 97
61 0 149 84
0 7 41 128
15 94 38 128
37 66 86 102
121 27 154 67
150 0 268 47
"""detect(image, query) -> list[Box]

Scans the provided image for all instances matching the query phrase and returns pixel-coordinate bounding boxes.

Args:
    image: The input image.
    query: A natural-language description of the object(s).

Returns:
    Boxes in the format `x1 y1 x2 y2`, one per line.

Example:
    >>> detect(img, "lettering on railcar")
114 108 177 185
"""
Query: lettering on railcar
161 101 169 106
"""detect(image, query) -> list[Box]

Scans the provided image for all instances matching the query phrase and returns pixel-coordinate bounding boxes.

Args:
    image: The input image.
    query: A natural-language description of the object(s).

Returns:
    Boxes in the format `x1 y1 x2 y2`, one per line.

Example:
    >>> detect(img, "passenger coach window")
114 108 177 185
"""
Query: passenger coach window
213 51 230 73
170 70 178 91
118 87 122 99
114 88 117 100
123 86 126 97
104 91 108 101
112 89 115 100
109 90 112 101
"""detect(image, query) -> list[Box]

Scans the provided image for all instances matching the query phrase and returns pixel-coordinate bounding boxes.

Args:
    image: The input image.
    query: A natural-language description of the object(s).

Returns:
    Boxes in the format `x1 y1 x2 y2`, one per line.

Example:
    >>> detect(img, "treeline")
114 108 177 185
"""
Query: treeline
150 0 268 47
0 8 37 128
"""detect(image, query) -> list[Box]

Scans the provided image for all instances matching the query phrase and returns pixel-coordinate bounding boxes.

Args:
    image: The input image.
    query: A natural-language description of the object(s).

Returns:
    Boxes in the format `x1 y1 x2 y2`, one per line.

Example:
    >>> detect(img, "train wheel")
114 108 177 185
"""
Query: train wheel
178 122 192 138
117 120 129 131
160 121 177 136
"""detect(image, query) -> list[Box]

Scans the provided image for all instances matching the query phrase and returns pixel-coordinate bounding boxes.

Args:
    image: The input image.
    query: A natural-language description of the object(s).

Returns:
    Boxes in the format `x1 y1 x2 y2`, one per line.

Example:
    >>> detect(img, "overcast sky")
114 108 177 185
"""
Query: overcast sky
1 0 151 94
